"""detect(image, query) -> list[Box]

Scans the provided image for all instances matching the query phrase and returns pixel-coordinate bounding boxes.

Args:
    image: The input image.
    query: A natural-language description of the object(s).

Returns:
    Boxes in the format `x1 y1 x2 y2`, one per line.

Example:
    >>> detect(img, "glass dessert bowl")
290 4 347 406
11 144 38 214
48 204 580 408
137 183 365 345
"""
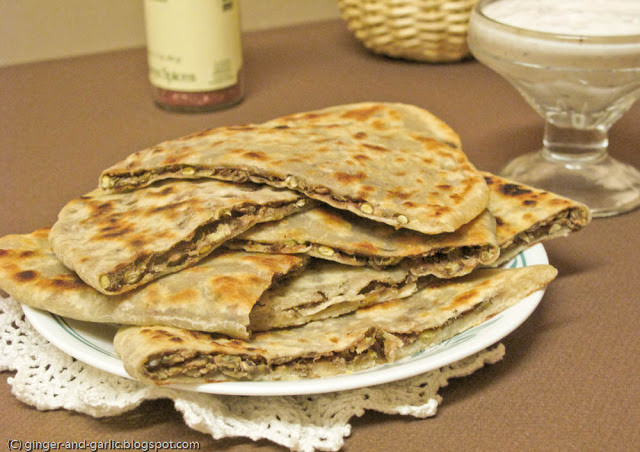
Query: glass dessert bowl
467 0 640 217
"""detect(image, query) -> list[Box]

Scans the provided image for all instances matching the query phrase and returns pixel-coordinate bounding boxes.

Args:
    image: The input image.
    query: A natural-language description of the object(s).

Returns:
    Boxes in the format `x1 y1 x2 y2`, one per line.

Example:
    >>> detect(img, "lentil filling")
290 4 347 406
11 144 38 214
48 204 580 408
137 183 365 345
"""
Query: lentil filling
101 165 403 225
140 298 495 382
499 208 587 259
229 240 498 277
99 200 301 293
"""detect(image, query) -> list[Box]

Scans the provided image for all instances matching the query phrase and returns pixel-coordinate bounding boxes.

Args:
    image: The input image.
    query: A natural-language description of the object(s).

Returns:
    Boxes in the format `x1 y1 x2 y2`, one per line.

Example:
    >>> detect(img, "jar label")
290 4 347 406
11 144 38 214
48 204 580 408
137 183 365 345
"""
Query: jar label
144 0 242 92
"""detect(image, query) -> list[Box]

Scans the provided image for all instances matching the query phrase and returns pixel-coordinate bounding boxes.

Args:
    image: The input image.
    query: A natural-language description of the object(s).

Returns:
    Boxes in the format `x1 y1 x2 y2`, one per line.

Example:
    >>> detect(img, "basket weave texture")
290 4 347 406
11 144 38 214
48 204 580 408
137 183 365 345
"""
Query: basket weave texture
337 0 479 62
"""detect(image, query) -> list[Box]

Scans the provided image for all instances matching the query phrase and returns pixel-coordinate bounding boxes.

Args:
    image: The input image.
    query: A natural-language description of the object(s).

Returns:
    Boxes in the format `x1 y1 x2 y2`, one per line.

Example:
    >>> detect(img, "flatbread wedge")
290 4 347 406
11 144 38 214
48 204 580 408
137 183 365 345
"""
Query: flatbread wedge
249 259 417 331
0 229 416 337
0 229 308 339
227 207 500 278
114 265 557 384
483 172 591 265
99 102 489 235
49 179 310 294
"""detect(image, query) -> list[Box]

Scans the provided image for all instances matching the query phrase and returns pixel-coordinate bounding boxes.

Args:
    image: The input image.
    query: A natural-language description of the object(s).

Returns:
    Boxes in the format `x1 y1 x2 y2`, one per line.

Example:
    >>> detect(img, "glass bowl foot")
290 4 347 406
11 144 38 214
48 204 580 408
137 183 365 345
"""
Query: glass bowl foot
500 151 640 217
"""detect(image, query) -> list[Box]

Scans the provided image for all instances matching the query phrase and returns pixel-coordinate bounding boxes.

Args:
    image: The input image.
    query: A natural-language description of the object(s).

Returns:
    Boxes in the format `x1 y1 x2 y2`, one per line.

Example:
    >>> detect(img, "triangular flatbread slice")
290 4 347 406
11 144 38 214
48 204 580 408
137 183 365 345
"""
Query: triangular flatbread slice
99 102 489 235
483 172 591 265
228 173 591 272
227 207 500 278
49 179 309 294
114 265 557 384
0 229 307 339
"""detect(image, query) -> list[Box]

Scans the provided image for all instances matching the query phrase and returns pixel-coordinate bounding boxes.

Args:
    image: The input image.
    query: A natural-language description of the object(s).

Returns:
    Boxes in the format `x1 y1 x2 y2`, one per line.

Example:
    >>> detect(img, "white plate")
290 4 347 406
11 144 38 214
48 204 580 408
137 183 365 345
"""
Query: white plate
22 244 548 396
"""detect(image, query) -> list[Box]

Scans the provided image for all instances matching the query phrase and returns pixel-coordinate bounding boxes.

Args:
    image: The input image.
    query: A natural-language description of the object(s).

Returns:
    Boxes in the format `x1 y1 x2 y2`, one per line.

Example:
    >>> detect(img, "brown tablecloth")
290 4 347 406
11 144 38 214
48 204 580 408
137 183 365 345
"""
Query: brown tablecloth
1 19 639 451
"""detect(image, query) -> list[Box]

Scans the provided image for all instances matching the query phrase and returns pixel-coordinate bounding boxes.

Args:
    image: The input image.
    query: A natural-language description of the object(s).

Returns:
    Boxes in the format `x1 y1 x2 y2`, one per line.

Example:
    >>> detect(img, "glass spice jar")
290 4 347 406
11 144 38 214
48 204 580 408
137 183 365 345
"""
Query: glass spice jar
143 0 244 112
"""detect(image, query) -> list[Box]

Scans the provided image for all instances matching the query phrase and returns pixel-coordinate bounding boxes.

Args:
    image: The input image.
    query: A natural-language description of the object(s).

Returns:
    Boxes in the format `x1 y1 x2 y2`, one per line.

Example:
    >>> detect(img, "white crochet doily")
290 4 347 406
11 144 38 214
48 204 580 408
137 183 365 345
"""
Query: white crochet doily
0 294 505 452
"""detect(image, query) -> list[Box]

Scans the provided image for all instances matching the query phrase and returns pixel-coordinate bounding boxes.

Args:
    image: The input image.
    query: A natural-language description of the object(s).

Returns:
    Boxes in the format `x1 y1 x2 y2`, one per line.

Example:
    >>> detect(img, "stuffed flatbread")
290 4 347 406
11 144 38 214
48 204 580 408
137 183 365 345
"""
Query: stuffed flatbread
483 172 591 265
49 179 309 294
99 103 489 235
0 229 307 339
114 265 557 384
228 207 500 278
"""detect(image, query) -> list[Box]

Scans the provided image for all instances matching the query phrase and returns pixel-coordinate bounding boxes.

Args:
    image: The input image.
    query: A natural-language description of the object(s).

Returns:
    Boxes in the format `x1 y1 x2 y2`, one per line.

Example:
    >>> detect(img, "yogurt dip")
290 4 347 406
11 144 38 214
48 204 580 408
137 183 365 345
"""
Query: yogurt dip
469 0 640 69
483 0 640 37
467 0 640 129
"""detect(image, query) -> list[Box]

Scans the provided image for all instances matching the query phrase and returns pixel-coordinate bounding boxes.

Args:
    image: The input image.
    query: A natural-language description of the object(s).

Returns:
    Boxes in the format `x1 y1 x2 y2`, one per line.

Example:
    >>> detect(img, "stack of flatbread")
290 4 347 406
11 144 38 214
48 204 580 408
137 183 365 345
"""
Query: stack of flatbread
0 103 590 385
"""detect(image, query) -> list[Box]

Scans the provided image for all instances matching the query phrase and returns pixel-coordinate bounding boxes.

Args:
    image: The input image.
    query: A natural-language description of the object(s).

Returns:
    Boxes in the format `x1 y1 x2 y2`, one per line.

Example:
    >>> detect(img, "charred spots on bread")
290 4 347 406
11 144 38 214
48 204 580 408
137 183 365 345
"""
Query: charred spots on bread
361 143 391 153
158 186 175 196
499 183 532 197
242 150 270 161
96 225 135 240
387 187 415 201
148 201 188 214
95 201 115 214
340 105 382 121
333 171 368 185
14 270 38 281
50 276 85 290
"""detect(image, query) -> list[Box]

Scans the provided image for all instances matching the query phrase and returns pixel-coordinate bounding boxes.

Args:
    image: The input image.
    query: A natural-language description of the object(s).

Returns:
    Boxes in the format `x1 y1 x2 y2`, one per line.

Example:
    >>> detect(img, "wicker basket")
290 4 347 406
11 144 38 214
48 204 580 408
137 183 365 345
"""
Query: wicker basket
337 0 479 63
